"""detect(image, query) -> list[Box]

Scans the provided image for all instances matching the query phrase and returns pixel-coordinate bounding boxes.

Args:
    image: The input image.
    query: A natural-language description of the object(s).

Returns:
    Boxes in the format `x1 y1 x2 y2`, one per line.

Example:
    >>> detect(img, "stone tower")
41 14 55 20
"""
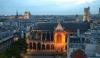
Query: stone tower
83 7 90 22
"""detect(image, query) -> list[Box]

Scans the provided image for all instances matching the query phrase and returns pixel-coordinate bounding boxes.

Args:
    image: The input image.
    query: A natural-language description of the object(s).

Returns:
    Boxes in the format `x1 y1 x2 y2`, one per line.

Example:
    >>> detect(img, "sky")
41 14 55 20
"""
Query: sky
0 0 100 15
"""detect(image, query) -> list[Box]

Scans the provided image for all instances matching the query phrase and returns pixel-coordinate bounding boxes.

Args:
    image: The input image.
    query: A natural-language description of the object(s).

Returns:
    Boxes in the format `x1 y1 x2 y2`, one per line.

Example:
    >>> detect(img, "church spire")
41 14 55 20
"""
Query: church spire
16 10 18 16
15 10 18 18
55 18 64 31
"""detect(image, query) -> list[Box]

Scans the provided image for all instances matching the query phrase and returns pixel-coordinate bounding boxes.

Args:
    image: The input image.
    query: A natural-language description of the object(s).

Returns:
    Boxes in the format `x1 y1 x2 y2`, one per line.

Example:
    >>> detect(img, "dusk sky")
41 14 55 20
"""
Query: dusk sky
0 0 100 15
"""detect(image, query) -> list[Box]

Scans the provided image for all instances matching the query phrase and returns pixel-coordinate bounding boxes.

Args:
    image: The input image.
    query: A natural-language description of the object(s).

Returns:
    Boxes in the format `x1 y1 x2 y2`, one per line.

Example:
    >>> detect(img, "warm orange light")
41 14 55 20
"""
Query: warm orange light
54 31 67 51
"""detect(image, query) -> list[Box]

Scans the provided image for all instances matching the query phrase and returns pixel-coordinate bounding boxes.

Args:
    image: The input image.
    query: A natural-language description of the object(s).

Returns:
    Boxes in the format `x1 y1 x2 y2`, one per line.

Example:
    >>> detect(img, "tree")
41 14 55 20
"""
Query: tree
4 38 27 58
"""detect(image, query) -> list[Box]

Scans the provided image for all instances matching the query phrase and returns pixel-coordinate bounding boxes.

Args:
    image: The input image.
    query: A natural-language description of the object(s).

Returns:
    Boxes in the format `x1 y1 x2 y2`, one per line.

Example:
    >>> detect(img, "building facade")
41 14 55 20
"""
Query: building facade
26 23 67 53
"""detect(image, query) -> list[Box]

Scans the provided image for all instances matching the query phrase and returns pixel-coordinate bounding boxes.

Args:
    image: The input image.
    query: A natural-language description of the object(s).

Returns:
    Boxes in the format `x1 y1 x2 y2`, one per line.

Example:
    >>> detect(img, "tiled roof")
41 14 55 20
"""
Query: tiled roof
33 22 90 32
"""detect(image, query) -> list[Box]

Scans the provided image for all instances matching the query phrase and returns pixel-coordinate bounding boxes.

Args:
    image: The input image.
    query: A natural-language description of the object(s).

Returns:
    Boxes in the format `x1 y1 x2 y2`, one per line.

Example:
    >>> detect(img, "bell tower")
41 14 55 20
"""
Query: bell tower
83 7 90 22
54 22 67 52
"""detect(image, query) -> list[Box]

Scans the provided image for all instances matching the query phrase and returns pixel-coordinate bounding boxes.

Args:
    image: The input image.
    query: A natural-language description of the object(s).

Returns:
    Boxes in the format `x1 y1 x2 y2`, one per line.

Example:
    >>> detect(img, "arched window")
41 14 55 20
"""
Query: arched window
33 43 36 49
51 44 54 50
56 34 62 43
42 44 45 50
29 42 32 49
46 44 50 50
37 42 41 50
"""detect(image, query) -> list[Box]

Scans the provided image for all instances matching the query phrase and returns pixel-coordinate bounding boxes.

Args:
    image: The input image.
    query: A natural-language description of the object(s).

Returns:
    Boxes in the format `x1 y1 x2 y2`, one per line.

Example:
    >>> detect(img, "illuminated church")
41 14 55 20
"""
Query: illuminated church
26 21 89 55
26 22 68 53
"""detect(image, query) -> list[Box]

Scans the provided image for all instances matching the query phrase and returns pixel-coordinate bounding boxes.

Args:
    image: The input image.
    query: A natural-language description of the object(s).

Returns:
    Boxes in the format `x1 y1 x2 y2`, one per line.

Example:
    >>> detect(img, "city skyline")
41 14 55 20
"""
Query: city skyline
0 0 100 15
0 1 100 58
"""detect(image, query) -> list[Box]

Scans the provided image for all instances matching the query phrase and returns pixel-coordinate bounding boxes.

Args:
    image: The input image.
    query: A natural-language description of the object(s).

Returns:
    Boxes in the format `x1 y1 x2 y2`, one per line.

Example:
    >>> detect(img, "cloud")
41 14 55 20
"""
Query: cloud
0 0 96 15
77 0 94 4
23 0 95 7
52 0 94 5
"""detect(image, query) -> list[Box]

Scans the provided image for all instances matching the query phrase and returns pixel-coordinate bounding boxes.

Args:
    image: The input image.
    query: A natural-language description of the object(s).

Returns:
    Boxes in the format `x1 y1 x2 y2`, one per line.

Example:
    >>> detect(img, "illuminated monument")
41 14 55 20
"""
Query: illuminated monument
26 22 67 54
54 22 67 52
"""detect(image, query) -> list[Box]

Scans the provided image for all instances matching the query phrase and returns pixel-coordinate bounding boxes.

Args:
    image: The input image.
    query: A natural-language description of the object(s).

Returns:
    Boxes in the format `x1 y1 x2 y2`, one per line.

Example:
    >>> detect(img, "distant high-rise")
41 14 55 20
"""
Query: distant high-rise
83 7 90 22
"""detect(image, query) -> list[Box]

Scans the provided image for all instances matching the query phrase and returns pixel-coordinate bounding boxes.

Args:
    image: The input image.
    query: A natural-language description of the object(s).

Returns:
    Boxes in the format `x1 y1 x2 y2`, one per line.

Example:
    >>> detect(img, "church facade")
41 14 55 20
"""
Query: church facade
26 22 67 53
